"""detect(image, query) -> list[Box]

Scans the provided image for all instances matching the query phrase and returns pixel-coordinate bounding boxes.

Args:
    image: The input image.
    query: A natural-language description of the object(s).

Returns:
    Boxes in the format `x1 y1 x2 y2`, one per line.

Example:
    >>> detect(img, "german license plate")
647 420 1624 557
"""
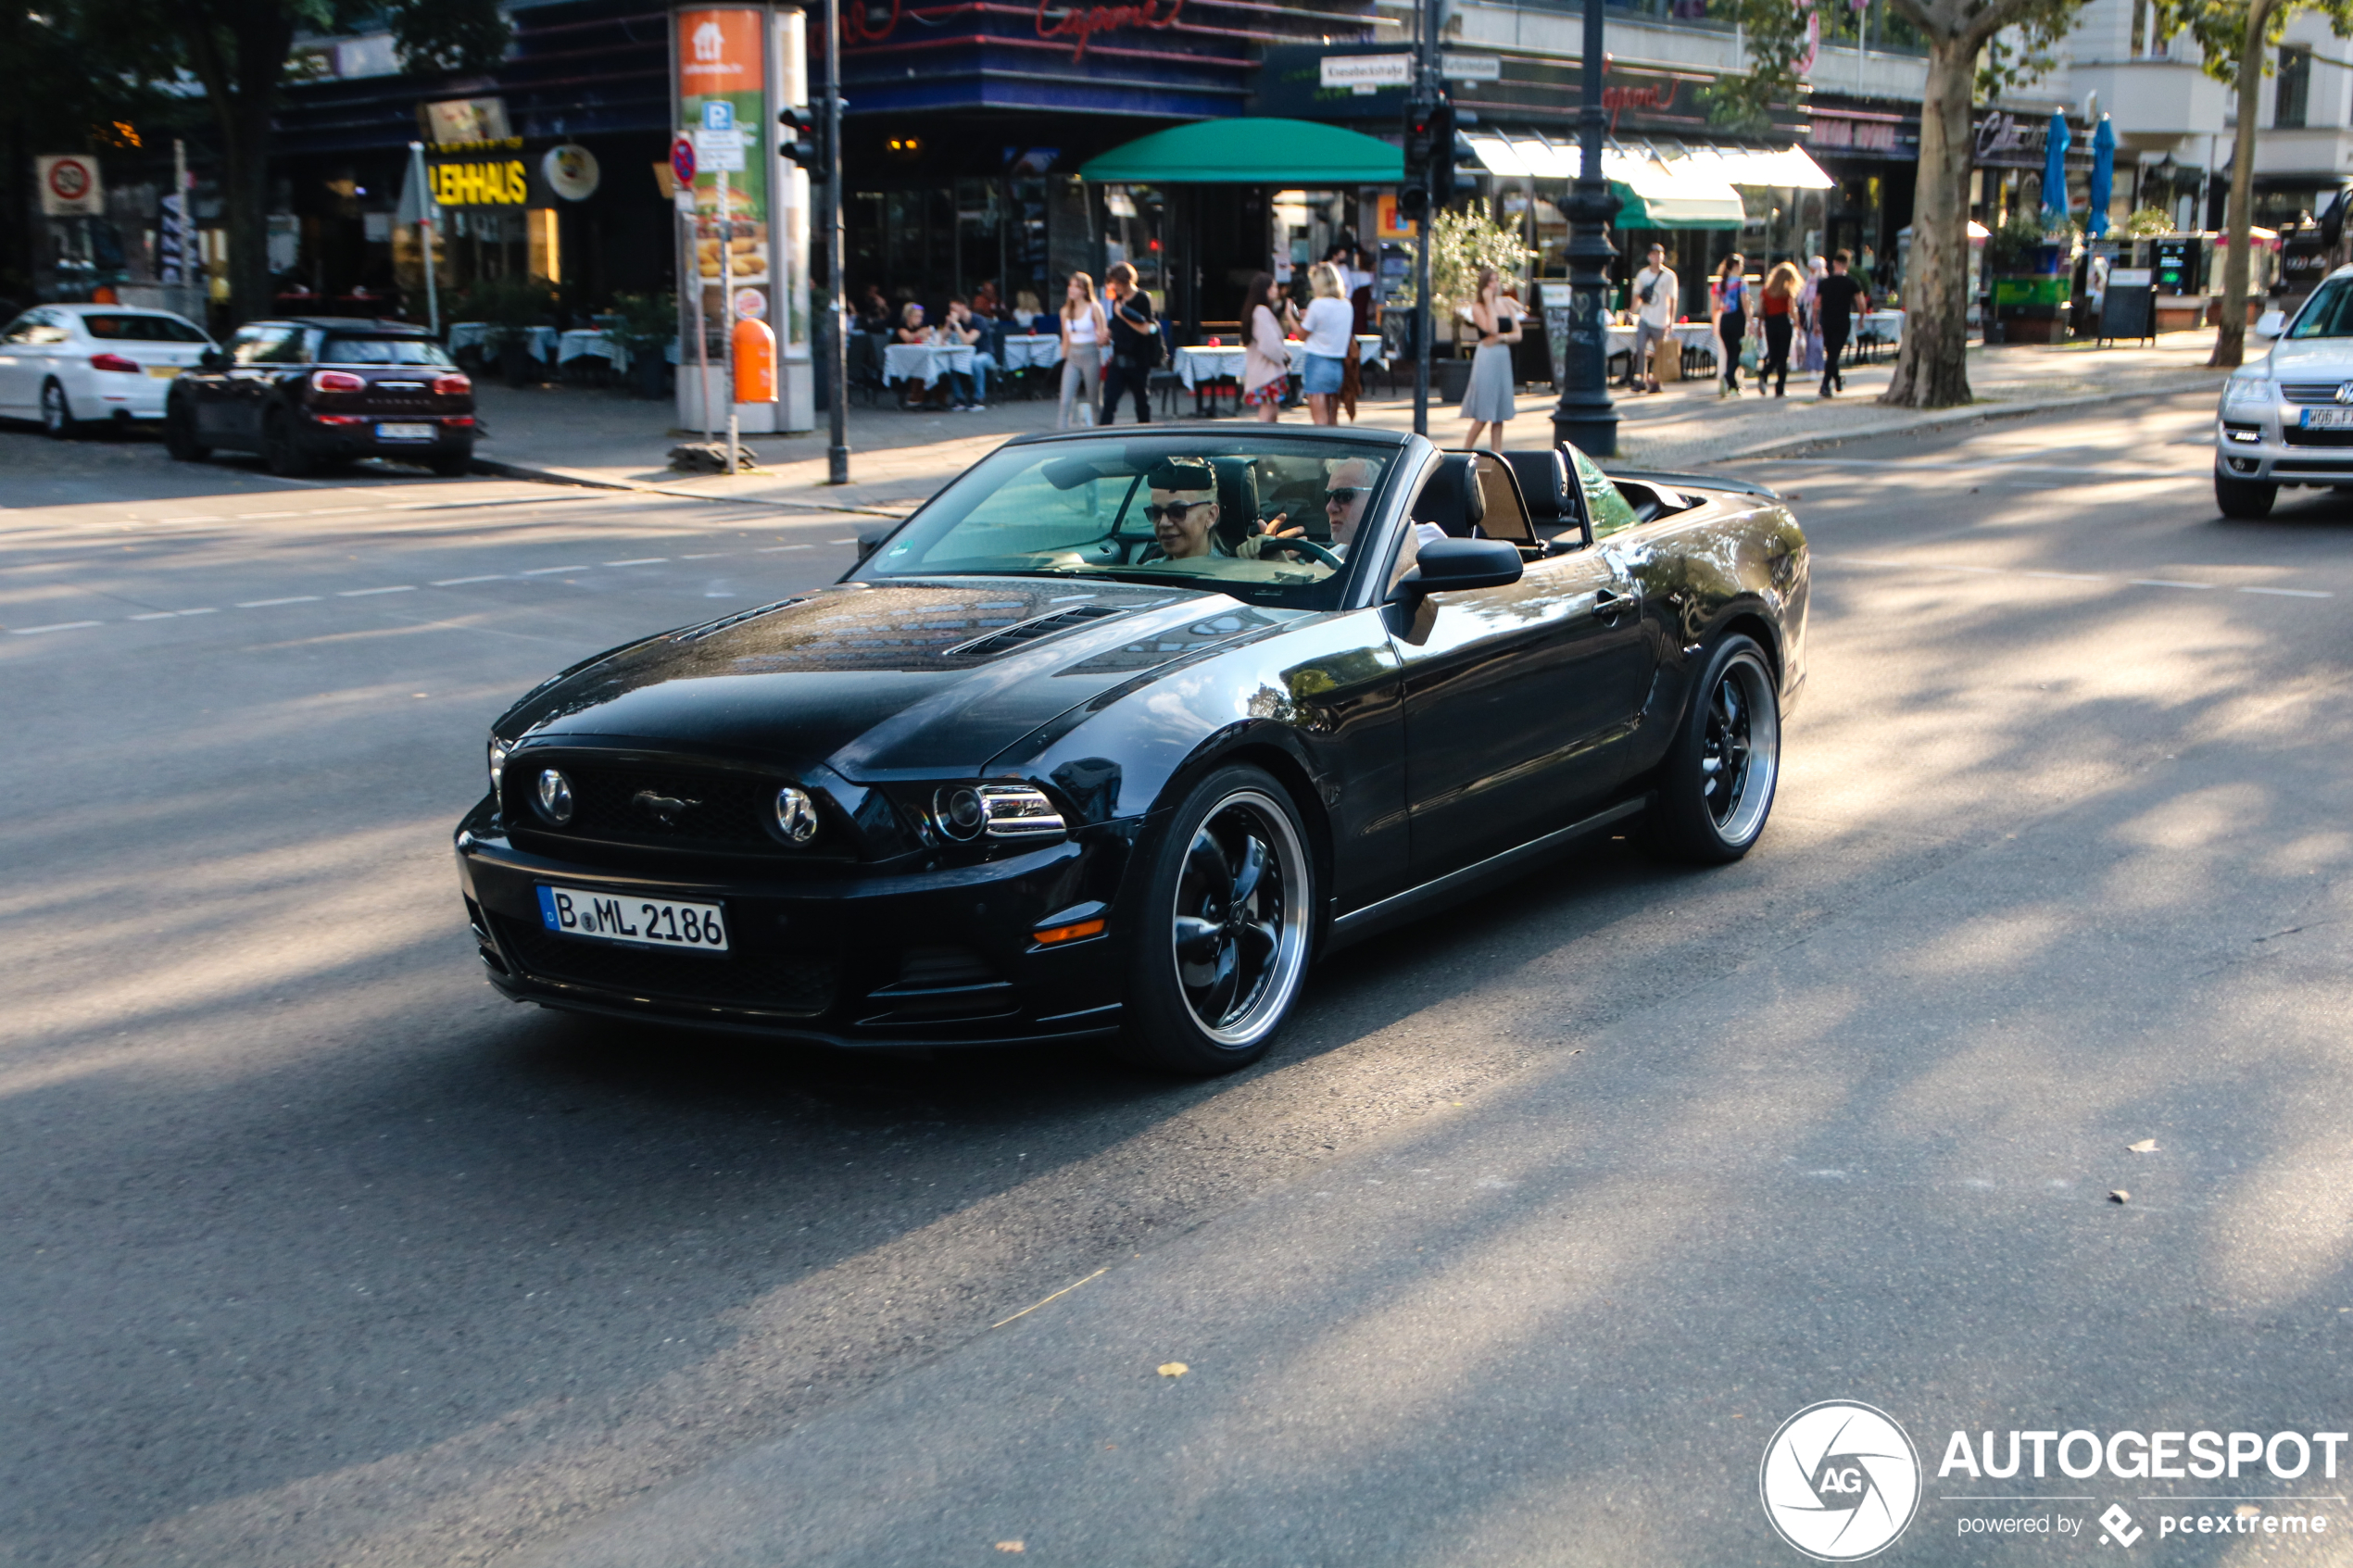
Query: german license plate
376 421 435 442
2301 408 2353 429
535 884 729 951
146 365 182 379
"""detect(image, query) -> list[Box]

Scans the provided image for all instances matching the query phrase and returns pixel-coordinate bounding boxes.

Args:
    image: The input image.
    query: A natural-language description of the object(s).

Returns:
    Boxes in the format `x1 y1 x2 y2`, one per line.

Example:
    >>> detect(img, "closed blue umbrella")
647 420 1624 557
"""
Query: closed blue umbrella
2086 115 2115 237
2042 109 2073 226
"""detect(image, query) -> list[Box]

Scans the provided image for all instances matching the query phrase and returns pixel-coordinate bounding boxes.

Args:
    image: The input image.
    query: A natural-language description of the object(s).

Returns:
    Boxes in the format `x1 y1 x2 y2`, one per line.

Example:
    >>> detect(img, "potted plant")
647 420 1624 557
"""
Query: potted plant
1987 212 2072 344
462 277 559 386
605 290 676 399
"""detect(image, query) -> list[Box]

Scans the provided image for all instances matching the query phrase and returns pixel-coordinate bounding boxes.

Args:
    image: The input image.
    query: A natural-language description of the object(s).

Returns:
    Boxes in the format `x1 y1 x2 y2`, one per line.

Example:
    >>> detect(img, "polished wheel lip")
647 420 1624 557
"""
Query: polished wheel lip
1169 787 1310 1049
40 383 68 434
1700 651 1779 847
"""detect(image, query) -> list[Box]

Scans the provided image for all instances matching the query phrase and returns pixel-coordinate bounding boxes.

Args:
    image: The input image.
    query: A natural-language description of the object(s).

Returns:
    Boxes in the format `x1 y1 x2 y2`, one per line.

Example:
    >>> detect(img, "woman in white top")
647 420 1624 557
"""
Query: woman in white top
1056 270 1107 429
1296 262 1355 427
1459 266 1522 449
1240 270 1288 424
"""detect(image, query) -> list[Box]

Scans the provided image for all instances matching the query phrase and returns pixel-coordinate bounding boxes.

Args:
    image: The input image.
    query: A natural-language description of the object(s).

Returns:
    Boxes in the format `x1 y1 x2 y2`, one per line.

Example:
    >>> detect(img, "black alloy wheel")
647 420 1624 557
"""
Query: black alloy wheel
163 398 209 462
2214 470 2277 521
39 380 76 439
1645 632 1781 865
261 408 314 478
1122 763 1315 1074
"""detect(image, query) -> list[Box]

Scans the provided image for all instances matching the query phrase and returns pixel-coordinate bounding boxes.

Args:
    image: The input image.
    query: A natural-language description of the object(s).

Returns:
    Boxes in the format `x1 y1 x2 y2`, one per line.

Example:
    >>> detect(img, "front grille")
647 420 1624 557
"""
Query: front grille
491 913 838 1014
510 763 779 850
2284 425 2353 447
2282 383 2353 406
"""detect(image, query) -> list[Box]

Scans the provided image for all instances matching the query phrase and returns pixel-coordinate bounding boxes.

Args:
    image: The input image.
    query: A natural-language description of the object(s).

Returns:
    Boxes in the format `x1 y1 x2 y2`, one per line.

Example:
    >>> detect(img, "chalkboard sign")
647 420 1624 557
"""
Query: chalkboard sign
2100 283 2156 344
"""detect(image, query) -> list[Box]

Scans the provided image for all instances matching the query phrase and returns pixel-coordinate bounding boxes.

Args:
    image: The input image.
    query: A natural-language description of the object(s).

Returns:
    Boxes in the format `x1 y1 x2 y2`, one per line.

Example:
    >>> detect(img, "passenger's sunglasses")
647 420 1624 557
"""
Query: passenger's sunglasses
1323 487 1364 507
1141 500 1211 524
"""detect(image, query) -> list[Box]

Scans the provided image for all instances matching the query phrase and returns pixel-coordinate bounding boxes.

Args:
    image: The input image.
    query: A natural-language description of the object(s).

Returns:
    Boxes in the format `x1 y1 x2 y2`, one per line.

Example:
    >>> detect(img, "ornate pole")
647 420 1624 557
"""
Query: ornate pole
1550 0 1617 457
824 0 850 483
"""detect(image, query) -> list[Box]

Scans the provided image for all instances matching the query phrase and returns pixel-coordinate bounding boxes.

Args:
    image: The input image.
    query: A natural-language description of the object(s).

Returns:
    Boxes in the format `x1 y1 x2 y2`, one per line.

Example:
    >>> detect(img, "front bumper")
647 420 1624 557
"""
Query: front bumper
2217 412 2353 485
453 796 1138 1048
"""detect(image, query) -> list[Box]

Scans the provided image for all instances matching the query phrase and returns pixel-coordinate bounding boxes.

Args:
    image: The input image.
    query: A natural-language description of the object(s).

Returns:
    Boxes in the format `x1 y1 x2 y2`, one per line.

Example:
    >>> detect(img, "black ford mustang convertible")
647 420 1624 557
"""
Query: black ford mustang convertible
454 429 1807 1073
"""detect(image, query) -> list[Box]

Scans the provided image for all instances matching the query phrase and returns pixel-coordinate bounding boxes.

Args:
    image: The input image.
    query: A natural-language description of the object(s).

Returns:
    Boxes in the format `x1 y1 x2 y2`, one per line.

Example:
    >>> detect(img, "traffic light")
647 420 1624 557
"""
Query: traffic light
1430 96 1461 206
1401 97 1437 220
780 105 824 175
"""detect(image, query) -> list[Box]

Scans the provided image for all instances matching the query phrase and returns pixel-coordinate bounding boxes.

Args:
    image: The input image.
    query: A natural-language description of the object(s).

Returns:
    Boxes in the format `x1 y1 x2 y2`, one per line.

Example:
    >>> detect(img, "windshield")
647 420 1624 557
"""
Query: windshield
320 336 455 366
2290 280 2353 338
83 314 208 343
856 434 1404 609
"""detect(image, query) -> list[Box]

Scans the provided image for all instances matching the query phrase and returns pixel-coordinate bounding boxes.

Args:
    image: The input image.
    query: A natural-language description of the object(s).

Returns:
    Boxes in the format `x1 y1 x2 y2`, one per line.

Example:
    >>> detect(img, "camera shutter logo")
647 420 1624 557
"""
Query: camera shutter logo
1759 1401 1922 1561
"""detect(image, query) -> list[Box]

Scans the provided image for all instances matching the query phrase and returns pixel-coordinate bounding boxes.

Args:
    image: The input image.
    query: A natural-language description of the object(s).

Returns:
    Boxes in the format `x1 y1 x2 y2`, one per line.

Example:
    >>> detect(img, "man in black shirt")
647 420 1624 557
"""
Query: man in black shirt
1815 249 1869 398
1101 261 1158 424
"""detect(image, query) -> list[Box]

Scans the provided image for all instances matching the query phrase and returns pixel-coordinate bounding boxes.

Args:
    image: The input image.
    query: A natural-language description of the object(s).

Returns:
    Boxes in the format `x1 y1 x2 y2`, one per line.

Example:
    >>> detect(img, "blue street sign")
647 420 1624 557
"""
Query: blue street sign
701 100 735 133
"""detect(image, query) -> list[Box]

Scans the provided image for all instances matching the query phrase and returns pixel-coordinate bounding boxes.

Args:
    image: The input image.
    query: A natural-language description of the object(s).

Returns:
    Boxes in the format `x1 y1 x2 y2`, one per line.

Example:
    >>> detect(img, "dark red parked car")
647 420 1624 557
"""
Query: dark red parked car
164 316 475 477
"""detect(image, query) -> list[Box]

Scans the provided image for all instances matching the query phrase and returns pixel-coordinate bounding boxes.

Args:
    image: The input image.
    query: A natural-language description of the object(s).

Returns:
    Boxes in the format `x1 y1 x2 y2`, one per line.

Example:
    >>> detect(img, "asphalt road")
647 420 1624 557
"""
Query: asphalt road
5 399 2350 1566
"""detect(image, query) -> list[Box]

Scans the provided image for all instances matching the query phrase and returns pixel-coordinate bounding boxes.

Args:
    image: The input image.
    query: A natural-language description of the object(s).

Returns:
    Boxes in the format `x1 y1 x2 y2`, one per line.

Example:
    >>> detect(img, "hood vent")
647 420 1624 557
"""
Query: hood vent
942 603 1129 660
672 596 813 643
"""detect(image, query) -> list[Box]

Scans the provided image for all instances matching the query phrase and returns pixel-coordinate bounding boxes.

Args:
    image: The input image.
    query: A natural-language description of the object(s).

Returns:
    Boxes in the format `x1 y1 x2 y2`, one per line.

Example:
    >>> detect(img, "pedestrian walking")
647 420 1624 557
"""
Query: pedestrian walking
1625 243 1678 394
1815 248 1869 399
1798 256 1827 374
1241 271 1288 423
1460 265 1522 449
1759 261 1803 398
1099 262 1160 425
1297 263 1354 427
1055 271 1105 429
1711 254 1748 396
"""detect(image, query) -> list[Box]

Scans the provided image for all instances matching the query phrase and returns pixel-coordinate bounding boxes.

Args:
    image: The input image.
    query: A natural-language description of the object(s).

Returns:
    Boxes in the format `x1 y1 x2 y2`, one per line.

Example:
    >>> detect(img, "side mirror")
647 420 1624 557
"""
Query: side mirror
198 349 225 370
1390 537 1524 602
2256 309 2286 339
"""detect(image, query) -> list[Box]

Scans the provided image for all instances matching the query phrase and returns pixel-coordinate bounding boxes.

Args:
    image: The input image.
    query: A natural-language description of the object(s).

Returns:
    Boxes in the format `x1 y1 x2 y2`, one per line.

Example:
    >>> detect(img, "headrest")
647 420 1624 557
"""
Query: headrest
1210 458 1260 553
1147 456 1216 493
1417 454 1487 539
1501 450 1568 523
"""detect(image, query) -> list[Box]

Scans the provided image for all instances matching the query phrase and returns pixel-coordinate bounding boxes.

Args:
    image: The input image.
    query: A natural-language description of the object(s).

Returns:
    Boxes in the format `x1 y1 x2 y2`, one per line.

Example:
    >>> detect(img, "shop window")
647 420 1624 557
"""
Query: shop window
2277 45 2312 129
528 208 560 284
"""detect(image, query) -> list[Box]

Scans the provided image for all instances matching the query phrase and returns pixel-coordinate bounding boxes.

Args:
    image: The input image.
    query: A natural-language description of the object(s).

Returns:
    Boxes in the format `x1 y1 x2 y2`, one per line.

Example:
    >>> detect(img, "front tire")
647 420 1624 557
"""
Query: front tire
1120 763 1315 1075
1646 633 1781 865
2214 470 2276 520
261 408 314 477
164 398 210 462
39 380 77 439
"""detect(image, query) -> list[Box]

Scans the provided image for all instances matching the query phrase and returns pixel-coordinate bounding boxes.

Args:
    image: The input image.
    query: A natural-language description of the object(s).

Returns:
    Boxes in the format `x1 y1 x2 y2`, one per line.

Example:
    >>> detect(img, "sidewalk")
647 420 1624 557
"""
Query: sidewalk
469 330 2230 513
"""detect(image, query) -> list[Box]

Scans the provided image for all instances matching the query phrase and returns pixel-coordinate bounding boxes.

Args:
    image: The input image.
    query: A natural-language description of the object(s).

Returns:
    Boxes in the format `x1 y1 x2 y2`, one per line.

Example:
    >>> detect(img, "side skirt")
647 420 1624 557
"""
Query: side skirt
1323 795 1651 954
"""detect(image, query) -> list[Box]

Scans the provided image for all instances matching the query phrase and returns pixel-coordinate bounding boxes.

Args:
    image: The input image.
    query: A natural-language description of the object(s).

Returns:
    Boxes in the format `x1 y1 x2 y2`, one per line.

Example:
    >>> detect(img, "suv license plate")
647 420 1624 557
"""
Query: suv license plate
535 885 729 952
377 421 435 442
2301 408 2353 429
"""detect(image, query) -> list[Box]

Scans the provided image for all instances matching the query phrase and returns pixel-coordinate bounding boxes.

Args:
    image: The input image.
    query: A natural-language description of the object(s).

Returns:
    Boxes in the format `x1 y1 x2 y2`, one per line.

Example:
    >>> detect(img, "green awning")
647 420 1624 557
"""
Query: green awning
1080 119 1404 185
1612 182 1743 231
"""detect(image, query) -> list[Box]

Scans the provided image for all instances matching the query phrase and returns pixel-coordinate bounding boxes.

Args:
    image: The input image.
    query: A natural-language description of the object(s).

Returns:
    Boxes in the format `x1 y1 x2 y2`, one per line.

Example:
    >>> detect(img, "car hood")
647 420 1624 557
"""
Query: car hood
2264 339 2353 380
502 578 1294 778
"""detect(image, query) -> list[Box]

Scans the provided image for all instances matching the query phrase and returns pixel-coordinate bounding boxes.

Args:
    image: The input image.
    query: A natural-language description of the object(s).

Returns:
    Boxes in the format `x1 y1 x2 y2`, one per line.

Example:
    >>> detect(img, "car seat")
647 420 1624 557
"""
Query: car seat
1210 457 1262 553
1415 453 1487 538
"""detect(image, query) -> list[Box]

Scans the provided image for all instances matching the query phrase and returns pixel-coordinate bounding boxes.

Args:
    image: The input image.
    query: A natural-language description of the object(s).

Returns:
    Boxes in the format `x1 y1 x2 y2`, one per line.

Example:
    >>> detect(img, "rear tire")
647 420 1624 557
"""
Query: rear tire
1645 633 1781 865
2214 470 2276 520
39 380 77 439
163 398 209 462
261 408 313 478
1118 763 1315 1075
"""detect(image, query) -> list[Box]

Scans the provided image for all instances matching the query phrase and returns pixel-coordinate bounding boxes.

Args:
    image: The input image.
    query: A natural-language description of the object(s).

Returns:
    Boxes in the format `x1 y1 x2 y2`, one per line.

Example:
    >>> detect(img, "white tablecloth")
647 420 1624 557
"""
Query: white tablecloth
1000 334 1063 371
1173 335 1384 390
557 329 631 374
447 322 559 361
1856 309 1905 346
884 343 975 387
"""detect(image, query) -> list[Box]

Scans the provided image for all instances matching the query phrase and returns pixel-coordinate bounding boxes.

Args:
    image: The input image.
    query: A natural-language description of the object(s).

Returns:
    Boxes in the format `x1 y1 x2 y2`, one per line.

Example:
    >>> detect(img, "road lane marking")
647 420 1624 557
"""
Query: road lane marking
237 596 321 607
2241 585 2333 598
430 575 508 586
9 621 103 634
603 557 669 566
2129 579 2216 590
520 564 592 575
337 585 417 596
757 545 812 552
1830 558 2334 597
680 551 729 559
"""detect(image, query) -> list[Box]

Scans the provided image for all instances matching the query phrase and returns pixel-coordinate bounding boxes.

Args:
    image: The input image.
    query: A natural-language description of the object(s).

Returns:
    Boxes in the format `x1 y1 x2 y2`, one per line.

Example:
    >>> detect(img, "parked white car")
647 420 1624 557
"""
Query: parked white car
2217 265 2353 519
0 303 219 437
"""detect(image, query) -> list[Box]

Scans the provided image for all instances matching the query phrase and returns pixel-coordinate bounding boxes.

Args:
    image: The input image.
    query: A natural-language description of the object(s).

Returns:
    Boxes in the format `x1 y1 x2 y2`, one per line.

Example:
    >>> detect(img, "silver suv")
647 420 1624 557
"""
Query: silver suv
2217 264 2353 518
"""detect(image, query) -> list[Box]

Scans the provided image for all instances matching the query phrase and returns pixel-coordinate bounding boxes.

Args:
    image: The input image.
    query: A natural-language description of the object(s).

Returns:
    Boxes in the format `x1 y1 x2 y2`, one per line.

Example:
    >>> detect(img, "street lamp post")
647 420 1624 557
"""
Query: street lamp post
823 0 850 484
1550 0 1617 457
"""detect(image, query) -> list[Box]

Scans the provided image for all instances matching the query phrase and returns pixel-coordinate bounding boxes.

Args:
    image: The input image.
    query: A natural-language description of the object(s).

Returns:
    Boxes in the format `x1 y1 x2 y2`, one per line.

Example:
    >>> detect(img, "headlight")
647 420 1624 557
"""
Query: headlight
930 784 1065 844
488 737 510 793
2222 377 2276 412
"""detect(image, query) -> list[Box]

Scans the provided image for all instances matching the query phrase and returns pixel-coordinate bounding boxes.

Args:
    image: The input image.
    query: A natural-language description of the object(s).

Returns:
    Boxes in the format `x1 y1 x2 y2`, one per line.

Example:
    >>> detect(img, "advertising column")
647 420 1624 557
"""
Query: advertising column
673 4 794 434
772 6 813 432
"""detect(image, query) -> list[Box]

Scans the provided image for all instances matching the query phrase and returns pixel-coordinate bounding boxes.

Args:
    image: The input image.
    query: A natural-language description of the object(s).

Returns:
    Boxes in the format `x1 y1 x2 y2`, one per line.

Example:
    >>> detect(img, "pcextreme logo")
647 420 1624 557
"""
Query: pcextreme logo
1761 1400 1924 1561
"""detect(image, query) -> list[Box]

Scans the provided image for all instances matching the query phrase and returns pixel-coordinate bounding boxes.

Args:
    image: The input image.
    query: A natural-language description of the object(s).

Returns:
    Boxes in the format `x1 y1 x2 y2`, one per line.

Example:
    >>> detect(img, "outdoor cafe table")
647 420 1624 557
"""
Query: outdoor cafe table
882 343 975 388
446 322 559 362
1853 309 1905 361
1173 334 1384 391
998 333 1063 371
556 329 631 374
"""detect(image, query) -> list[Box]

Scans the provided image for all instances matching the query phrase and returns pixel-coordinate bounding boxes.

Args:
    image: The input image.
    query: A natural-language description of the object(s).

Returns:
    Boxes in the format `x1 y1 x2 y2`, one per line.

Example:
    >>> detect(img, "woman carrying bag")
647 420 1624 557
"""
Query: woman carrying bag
1056 271 1107 429
1460 265 1523 450
1240 271 1289 423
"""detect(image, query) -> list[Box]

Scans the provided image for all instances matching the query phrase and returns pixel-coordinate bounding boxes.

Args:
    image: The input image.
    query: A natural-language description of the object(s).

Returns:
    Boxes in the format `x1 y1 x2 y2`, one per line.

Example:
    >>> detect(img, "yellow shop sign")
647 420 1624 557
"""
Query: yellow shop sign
430 159 528 207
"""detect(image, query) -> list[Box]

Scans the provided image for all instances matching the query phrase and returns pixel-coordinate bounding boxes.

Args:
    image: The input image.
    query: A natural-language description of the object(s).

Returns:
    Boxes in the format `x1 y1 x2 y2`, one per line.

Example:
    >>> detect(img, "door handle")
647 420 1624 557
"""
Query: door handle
1594 586 1636 619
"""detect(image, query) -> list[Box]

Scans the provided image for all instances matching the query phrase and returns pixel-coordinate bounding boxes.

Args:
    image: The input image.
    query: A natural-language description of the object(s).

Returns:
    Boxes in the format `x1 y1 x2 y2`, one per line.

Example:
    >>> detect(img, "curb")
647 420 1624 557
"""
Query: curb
468 456 919 519
1674 373 2223 468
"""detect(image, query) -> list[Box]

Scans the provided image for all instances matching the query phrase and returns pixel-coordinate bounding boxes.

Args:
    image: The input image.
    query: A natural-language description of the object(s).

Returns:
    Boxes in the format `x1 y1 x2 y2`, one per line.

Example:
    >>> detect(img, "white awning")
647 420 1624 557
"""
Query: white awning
1463 133 1830 198
1661 144 1836 190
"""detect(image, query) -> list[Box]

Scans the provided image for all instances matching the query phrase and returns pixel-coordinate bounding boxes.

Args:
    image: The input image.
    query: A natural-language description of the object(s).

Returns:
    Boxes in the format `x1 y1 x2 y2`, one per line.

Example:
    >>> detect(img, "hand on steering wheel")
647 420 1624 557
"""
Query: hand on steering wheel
1251 533 1341 569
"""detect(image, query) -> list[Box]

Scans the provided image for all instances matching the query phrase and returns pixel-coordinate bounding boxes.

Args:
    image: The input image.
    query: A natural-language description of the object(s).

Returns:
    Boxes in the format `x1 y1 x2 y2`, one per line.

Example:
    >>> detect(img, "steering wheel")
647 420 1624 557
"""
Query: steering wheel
1252 534 1341 570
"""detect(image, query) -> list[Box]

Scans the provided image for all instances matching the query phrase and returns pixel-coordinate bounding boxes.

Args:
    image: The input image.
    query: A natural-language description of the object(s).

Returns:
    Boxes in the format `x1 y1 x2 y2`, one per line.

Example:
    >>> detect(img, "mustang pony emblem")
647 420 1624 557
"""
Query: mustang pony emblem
632 789 698 823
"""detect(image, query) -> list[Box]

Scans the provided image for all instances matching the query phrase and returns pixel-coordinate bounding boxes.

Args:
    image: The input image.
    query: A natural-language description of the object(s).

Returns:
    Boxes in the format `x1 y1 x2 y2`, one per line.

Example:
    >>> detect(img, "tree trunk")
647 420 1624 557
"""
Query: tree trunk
181 4 294 332
1884 31 1978 407
2211 0 2280 369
